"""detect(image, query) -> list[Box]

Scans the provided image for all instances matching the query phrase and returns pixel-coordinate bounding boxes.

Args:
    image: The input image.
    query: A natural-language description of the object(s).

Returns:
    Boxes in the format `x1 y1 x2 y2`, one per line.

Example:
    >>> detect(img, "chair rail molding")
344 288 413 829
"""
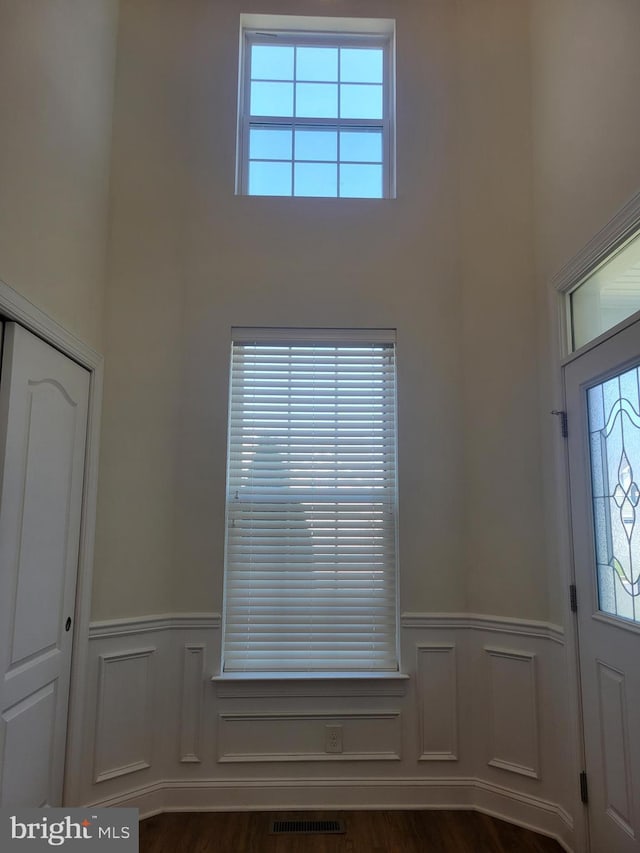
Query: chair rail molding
89 613 221 639
400 612 565 644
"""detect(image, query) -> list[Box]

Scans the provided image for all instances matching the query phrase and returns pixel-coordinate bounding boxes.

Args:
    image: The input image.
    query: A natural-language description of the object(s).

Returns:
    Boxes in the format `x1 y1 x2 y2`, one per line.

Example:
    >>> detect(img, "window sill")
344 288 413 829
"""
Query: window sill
212 671 409 698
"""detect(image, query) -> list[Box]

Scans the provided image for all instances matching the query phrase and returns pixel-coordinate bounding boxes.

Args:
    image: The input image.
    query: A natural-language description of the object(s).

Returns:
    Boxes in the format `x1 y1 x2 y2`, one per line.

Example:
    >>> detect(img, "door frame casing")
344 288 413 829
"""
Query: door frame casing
552 188 640 853
0 278 103 806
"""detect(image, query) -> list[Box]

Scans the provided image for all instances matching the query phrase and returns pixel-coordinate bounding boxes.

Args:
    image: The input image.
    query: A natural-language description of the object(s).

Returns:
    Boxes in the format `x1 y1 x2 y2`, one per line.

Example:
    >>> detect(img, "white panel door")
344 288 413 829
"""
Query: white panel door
0 322 90 807
565 318 640 852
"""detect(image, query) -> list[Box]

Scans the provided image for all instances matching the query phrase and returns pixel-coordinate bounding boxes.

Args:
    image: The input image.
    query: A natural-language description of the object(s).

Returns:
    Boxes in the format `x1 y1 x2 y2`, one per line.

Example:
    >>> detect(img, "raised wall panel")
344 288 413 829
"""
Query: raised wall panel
597 661 635 837
416 644 458 761
0 684 55 807
93 648 155 783
180 644 204 763
486 647 539 779
217 712 401 763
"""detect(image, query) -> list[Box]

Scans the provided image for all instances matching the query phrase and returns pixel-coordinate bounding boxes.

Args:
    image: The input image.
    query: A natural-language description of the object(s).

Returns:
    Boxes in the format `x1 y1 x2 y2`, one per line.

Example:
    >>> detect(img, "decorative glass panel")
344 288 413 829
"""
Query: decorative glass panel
588 365 640 622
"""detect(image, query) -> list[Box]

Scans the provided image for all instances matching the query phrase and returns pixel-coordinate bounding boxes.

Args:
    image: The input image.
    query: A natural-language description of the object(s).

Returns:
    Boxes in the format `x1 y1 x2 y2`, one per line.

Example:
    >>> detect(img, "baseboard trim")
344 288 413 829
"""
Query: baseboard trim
87 776 574 852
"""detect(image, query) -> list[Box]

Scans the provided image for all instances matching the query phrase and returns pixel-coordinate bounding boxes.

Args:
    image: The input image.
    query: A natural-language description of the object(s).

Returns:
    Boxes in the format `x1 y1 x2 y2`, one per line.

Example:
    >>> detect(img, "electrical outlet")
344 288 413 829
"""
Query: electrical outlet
325 724 343 754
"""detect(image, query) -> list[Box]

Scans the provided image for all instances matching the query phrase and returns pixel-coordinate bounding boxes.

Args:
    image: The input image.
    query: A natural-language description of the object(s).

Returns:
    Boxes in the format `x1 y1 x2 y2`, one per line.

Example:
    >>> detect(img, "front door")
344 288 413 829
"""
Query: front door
0 322 90 807
565 317 640 852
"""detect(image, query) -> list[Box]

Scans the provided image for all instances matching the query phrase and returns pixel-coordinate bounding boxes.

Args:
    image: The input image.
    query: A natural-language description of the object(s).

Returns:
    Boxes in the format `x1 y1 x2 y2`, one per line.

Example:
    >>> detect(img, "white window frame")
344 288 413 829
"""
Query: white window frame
236 15 396 198
221 327 400 676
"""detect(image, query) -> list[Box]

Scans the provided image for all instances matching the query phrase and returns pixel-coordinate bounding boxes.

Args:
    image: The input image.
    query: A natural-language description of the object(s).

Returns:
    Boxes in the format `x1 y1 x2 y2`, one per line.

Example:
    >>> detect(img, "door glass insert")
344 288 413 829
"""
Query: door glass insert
588 364 640 622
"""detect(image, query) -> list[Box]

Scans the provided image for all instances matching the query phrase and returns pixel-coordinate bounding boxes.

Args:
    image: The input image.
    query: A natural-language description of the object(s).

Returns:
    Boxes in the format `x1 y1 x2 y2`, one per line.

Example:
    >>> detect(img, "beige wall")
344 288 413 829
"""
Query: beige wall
93 0 544 621
457 0 545 618
532 0 640 283
531 0 640 623
0 0 118 351
92 0 189 617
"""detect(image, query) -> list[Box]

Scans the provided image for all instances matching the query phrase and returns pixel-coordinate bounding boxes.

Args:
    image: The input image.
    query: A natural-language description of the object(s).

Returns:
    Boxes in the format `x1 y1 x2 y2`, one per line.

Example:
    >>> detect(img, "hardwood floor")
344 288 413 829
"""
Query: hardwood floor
139 810 564 852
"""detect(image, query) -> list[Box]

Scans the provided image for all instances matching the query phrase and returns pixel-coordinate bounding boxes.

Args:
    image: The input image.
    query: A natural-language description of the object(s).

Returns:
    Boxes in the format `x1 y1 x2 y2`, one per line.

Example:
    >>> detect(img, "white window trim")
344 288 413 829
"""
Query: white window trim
221 326 400 675
236 15 396 198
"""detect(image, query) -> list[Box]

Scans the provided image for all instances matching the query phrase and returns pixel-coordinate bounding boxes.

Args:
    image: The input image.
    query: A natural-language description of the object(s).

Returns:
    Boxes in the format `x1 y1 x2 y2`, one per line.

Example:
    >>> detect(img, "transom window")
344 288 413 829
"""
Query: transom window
222 328 399 673
237 16 395 198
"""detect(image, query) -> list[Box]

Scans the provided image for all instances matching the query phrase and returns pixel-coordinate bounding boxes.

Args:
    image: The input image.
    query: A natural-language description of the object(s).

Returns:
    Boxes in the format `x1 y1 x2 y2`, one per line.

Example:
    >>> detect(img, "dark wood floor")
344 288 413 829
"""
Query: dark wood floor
140 810 564 852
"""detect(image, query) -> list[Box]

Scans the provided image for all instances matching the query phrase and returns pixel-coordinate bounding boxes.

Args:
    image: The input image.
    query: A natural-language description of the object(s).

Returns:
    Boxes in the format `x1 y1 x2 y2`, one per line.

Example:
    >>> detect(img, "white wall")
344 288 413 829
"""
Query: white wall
0 0 118 351
94 0 546 625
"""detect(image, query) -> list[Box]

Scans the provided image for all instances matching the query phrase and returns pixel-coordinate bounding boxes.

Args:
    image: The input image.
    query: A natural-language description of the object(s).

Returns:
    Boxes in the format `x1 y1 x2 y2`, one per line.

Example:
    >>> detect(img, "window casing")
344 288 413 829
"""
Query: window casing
222 328 399 673
237 17 395 198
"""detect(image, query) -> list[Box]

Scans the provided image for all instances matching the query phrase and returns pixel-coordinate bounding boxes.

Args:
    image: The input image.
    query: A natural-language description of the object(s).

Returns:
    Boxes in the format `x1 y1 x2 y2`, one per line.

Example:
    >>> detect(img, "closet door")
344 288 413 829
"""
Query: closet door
0 323 90 807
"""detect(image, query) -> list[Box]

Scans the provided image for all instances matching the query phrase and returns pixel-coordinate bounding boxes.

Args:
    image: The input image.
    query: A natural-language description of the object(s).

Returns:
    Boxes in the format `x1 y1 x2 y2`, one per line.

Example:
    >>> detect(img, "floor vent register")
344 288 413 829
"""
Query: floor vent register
269 819 346 835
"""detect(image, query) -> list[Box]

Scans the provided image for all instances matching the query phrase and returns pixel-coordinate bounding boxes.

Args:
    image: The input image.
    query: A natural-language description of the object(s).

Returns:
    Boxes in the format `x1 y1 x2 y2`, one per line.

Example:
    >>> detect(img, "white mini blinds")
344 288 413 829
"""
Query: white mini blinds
222 329 399 673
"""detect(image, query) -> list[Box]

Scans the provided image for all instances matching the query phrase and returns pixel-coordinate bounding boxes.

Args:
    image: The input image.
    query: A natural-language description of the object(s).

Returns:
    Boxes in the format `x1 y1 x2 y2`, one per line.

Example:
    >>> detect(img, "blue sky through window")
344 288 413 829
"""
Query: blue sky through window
246 41 386 198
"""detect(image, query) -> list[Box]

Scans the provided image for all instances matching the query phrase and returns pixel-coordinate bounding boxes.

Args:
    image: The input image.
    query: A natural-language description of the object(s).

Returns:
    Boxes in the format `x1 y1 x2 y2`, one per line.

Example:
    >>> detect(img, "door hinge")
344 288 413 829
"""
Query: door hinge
551 410 568 438
580 771 589 804
570 584 578 612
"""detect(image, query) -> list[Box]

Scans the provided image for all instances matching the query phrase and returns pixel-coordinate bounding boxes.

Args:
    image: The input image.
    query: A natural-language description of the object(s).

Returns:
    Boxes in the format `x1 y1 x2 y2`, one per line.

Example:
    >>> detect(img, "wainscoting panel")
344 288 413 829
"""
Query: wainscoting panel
217 712 401 763
485 647 539 779
93 648 155 783
79 612 576 852
180 645 204 764
416 644 457 761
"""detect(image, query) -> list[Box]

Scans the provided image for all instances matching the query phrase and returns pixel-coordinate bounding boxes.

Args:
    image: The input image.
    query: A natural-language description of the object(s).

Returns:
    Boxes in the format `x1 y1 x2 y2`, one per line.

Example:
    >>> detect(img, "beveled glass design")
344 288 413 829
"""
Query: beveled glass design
588 365 640 622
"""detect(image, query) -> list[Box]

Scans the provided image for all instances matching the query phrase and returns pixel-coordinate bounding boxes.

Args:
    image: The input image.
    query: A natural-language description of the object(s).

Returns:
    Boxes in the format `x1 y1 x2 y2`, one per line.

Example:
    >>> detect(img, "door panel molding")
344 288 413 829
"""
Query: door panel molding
596 660 635 839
